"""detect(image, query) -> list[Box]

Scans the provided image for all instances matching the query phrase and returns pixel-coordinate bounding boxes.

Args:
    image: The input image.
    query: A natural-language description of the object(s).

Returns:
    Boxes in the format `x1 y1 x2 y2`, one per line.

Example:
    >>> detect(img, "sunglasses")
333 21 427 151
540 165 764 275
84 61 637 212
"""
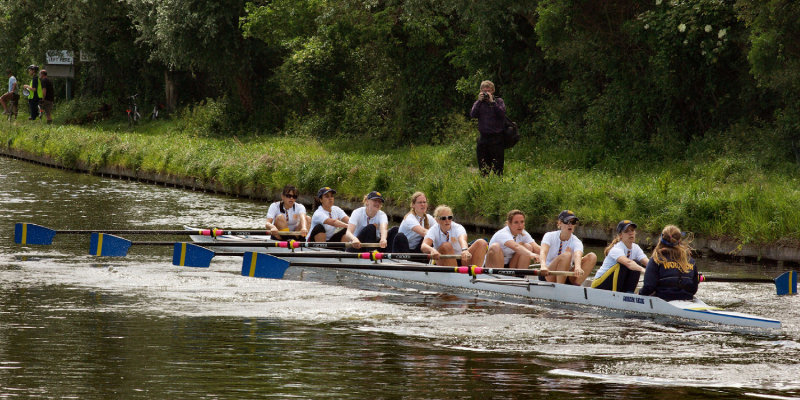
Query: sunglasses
438 215 454 221
283 193 298 199
561 220 578 225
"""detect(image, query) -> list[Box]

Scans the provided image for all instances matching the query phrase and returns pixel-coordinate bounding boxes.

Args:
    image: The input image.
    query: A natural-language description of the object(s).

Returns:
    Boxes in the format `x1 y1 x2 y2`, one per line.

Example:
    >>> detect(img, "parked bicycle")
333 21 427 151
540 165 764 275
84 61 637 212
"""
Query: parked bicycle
127 94 141 127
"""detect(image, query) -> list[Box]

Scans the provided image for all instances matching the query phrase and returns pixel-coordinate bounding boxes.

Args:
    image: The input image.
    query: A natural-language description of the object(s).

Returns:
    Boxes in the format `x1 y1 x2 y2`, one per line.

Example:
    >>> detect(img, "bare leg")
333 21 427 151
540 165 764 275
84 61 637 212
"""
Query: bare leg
485 243 504 268
437 242 457 267
468 239 488 267
546 252 573 284
570 252 597 286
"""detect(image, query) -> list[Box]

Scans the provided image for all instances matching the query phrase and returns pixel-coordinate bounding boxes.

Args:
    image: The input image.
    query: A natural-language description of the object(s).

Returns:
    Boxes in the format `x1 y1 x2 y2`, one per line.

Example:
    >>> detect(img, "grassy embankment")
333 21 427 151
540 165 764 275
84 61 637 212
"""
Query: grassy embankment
2 116 800 247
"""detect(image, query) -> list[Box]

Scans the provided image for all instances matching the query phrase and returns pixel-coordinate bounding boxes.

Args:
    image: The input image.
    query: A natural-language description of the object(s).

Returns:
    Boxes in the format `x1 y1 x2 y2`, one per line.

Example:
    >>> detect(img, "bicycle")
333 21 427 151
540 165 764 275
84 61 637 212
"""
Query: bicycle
127 94 141 127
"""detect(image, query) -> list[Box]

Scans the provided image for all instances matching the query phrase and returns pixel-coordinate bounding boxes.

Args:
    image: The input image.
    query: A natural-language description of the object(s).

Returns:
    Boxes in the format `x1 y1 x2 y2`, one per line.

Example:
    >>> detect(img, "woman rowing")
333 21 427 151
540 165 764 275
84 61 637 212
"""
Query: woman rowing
421 205 488 267
346 191 389 249
639 225 698 301
393 192 436 253
307 186 359 246
265 184 310 240
591 220 648 293
538 210 597 285
485 209 540 268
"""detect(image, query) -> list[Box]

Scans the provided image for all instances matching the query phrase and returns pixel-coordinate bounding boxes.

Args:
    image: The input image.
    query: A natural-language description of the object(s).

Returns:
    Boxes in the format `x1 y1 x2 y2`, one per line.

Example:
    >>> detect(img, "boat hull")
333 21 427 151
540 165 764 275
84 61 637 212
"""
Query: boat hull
188 232 781 330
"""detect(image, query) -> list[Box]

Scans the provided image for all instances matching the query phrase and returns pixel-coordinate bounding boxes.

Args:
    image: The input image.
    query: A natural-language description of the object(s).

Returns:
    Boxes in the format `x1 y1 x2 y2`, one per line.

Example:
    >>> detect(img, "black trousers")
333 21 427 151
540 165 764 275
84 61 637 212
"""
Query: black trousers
477 139 504 176
392 232 422 253
592 264 641 293
28 98 40 120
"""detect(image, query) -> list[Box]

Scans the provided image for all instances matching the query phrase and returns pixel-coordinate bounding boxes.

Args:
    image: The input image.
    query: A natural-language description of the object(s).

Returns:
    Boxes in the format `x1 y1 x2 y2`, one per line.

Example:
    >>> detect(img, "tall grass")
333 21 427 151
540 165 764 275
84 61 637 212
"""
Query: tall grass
2 117 800 246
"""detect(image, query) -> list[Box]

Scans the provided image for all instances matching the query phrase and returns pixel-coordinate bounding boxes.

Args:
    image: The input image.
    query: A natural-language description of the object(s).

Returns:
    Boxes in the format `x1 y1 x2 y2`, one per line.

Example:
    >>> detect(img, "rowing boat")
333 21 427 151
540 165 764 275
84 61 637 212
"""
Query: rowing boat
187 230 782 330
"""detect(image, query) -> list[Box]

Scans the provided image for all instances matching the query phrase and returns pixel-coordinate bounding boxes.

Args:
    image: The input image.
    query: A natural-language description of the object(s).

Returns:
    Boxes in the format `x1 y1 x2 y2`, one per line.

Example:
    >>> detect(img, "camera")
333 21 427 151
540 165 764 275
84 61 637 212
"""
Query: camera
481 92 491 102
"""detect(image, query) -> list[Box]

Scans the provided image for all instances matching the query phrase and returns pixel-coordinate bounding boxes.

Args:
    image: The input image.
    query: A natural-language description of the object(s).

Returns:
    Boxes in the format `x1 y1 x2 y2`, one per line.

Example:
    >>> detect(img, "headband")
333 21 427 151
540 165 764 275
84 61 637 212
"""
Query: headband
660 235 677 247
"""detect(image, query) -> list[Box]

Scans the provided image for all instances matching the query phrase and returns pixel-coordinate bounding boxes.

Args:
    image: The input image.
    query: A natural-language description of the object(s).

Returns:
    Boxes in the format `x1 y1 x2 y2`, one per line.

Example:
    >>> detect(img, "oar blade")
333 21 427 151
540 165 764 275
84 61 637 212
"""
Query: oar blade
775 271 798 296
14 223 56 245
89 233 132 257
241 252 289 279
172 243 215 268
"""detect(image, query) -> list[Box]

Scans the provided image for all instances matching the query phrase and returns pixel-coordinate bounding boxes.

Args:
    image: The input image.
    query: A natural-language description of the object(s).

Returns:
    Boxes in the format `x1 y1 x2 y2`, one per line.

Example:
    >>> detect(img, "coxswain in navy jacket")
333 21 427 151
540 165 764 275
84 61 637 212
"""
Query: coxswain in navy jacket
639 253 698 301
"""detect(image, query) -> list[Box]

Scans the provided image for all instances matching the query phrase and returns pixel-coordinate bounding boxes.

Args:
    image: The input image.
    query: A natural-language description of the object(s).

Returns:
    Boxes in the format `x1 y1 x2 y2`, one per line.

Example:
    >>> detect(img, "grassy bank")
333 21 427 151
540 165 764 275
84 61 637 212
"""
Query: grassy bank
3 117 800 247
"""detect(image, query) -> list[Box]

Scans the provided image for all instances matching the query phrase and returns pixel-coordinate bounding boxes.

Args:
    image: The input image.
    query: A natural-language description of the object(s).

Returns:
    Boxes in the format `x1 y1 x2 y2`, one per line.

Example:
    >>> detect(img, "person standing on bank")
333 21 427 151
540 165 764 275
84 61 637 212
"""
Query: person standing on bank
591 220 648 293
470 80 506 176
639 225 698 301
0 69 17 117
39 69 54 124
21 65 41 121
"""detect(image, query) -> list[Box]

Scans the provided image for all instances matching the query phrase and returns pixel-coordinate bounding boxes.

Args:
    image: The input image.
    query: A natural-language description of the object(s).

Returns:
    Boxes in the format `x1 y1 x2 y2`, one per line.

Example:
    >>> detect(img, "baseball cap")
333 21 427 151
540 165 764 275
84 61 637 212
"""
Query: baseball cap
558 210 578 223
366 191 384 202
317 186 336 198
616 220 637 234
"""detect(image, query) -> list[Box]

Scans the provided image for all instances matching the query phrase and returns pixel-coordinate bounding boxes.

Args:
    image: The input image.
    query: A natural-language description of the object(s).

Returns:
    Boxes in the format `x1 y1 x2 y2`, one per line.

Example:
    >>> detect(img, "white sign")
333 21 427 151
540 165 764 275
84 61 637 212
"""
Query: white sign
45 50 74 65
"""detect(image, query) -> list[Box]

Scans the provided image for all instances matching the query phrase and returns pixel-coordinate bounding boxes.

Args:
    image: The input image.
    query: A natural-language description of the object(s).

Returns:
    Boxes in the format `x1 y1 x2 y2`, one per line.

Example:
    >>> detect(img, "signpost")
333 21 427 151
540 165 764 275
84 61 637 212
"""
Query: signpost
44 50 75 100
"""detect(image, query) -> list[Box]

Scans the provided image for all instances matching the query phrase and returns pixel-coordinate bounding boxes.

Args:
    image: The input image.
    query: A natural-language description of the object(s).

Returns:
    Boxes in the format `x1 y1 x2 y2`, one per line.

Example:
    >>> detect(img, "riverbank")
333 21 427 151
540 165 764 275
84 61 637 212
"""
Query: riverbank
3 121 800 263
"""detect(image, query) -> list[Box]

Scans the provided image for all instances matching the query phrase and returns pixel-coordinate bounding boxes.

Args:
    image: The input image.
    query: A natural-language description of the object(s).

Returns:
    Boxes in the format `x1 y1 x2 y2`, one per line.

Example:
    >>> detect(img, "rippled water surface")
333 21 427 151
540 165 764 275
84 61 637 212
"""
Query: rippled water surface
1 156 799 399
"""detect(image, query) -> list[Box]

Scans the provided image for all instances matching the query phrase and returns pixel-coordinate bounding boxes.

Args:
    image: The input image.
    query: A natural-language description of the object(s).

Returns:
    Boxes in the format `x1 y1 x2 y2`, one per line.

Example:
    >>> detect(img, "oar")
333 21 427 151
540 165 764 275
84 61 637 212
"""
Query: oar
90 234 384 257
238 252 575 279
171 243 460 267
14 222 272 245
700 272 797 296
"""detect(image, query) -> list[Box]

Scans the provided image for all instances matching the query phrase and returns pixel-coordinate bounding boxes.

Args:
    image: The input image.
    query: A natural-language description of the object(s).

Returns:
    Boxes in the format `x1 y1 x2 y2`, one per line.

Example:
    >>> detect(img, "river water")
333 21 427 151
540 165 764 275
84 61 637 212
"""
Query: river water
1 155 799 399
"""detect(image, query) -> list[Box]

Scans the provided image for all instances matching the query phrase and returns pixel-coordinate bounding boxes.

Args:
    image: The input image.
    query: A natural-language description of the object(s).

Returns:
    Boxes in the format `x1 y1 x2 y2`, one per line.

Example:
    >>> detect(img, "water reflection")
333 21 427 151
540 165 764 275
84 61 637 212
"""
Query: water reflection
2 156 800 399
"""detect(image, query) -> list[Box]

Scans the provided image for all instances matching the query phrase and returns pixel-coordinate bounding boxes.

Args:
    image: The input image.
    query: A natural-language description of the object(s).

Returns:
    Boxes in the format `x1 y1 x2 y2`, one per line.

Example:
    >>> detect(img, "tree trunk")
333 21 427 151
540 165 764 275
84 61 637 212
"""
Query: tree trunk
165 70 177 111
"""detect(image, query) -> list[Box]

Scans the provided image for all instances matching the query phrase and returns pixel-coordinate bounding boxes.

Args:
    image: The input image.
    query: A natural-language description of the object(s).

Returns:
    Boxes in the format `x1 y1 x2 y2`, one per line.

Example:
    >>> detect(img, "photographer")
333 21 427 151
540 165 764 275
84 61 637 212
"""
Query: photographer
469 80 506 176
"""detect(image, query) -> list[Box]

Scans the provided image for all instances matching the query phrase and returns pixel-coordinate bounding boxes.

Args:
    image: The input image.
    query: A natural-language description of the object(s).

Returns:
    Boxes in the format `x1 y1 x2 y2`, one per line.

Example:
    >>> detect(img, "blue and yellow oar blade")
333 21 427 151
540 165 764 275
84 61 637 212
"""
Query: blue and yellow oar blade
172 242 215 268
89 233 132 257
14 223 56 245
775 271 798 296
241 252 289 279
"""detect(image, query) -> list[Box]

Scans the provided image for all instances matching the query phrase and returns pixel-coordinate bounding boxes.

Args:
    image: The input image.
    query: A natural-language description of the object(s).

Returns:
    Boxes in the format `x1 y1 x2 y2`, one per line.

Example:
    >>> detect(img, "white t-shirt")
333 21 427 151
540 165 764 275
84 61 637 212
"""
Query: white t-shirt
308 206 348 241
398 213 436 249
594 241 647 279
423 222 467 255
489 226 535 264
541 231 584 265
266 201 307 231
349 207 389 238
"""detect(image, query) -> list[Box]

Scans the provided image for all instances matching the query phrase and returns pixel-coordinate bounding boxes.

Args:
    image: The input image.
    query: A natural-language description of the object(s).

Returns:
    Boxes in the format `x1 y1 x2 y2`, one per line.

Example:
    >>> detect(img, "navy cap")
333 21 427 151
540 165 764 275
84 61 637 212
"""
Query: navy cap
366 191 384 202
616 220 637 234
317 186 336 198
558 210 578 223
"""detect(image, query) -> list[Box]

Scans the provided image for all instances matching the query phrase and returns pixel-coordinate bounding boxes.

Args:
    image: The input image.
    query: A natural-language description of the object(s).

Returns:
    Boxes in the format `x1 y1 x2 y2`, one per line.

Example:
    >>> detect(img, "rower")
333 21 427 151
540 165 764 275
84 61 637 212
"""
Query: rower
265 184 310 240
639 225 698 301
485 209 540 268
538 210 597 285
307 186 359 245
346 191 389 250
420 205 488 267
393 191 436 253
591 220 648 293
